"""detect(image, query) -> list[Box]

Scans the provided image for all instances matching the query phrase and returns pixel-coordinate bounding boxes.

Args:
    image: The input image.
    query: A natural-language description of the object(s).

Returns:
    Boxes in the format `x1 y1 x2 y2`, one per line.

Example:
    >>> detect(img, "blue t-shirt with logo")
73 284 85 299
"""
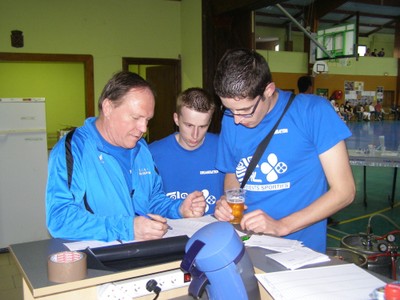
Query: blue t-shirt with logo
216 90 351 252
149 133 224 214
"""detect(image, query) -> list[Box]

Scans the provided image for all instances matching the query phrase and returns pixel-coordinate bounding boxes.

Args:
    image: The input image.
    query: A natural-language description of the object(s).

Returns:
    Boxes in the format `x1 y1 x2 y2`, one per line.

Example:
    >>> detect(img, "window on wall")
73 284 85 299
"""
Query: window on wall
256 37 279 51
358 45 367 56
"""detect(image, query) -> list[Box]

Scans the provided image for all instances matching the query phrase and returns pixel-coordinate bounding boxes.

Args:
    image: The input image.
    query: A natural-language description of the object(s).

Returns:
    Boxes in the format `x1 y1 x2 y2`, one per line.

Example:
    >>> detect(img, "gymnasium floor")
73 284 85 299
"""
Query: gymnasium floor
327 120 400 249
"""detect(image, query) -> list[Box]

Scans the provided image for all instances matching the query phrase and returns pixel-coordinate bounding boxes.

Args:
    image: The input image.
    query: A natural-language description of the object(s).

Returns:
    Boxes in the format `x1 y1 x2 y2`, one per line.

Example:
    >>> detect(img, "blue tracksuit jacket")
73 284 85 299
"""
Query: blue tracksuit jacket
46 117 182 241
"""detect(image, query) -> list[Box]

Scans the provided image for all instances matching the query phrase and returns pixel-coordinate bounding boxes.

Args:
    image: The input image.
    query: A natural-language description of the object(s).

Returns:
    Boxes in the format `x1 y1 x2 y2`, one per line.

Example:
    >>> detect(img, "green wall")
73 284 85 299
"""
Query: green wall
181 0 202 88
0 62 85 148
0 0 187 95
0 0 203 145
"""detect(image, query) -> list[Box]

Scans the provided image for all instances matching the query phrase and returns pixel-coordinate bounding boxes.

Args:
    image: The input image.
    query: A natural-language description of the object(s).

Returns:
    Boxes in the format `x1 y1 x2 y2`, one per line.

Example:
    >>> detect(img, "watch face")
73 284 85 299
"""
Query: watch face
386 234 396 243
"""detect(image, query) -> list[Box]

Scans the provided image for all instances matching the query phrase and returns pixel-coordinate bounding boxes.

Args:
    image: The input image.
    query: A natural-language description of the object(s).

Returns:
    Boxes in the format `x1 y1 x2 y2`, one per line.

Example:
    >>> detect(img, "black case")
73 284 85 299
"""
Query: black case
83 235 189 271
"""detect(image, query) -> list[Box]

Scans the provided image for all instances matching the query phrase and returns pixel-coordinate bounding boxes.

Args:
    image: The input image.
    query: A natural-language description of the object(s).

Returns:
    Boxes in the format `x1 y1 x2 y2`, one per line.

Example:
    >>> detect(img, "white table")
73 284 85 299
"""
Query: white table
348 149 400 207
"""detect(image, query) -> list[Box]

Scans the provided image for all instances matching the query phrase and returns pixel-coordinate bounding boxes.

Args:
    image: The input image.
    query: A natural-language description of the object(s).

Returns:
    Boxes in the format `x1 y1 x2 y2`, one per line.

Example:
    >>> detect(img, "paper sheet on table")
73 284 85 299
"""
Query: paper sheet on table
65 240 124 251
243 234 303 252
255 263 386 300
164 215 246 238
64 215 239 251
265 246 330 270
163 214 217 238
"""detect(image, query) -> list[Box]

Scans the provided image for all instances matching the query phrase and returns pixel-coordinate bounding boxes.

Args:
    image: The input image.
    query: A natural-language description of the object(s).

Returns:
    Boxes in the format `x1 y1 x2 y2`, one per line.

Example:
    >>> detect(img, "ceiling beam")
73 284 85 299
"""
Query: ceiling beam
334 9 399 20
350 0 400 7
319 18 395 29
363 19 397 36
210 0 287 15
257 4 399 20
314 0 347 18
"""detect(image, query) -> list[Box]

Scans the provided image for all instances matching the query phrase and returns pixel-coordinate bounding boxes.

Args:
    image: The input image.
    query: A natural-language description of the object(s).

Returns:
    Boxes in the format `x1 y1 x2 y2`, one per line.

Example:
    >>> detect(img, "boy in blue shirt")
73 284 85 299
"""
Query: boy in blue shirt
149 88 224 214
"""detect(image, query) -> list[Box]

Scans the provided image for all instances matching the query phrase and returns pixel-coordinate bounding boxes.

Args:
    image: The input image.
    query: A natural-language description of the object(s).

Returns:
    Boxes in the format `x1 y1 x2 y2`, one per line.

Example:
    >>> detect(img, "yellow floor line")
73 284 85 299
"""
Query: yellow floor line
327 234 342 241
335 202 400 225
327 227 349 235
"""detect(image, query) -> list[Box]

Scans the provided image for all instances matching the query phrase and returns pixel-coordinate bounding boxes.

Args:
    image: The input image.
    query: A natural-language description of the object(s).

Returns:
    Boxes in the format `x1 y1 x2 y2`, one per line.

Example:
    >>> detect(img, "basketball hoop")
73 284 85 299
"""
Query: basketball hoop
312 61 329 75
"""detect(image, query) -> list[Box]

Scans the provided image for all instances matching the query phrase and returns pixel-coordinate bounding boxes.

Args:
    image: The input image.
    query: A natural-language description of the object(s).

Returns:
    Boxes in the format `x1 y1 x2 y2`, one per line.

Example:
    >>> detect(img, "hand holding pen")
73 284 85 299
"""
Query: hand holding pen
133 212 172 241
136 211 173 230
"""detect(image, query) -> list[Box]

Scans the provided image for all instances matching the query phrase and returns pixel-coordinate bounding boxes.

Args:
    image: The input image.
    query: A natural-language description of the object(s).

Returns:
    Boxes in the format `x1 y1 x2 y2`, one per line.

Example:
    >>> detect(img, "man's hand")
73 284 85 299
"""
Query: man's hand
133 213 168 241
240 209 288 237
214 196 234 222
180 190 206 218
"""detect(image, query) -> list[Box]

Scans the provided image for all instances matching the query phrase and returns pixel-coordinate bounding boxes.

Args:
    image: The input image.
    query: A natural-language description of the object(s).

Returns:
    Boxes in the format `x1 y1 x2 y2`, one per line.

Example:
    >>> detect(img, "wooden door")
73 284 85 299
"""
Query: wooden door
383 90 395 106
146 65 178 143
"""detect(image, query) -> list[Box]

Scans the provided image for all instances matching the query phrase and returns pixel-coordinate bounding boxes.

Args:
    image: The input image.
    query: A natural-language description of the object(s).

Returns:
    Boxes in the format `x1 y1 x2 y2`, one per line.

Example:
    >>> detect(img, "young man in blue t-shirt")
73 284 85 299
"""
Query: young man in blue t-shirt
213 49 355 253
149 88 224 214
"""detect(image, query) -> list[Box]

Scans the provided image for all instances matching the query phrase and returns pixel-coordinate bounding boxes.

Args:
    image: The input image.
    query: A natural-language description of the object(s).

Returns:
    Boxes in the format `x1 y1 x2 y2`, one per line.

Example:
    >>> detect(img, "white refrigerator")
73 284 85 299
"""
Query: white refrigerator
0 98 50 250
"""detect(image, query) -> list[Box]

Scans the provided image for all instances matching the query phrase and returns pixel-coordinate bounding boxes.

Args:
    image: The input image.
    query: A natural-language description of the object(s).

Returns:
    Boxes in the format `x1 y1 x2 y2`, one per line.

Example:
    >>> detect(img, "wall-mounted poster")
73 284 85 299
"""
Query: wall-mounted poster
354 81 364 91
344 81 354 92
344 81 366 106
316 88 328 98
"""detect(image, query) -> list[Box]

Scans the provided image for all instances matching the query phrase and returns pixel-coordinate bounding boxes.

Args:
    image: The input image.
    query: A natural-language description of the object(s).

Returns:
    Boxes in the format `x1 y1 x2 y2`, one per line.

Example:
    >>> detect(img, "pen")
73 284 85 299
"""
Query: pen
135 212 173 230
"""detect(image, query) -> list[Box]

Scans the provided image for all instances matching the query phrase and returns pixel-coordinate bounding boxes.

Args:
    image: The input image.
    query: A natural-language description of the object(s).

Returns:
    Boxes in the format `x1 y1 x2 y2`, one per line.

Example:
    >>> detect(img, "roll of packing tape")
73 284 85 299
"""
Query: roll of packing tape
48 251 87 283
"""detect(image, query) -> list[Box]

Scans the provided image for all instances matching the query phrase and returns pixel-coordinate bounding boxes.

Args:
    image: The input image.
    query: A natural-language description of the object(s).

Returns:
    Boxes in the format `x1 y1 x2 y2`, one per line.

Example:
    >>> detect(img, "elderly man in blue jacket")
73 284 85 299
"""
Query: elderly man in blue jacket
46 71 206 242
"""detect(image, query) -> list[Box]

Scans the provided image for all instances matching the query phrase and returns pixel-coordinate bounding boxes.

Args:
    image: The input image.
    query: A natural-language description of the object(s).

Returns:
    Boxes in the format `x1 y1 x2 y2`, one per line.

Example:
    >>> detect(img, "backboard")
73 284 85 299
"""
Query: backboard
316 23 356 60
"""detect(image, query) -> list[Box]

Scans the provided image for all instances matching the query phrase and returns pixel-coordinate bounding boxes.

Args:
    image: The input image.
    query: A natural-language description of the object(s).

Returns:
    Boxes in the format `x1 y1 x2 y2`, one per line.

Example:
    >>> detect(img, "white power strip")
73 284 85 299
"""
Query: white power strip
97 269 191 299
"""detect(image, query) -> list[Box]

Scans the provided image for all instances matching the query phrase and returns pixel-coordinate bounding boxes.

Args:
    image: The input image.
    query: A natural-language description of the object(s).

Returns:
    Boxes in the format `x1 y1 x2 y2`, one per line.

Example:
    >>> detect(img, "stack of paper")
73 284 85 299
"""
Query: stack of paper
244 234 303 252
265 246 330 270
255 264 386 300
164 216 217 238
164 215 247 238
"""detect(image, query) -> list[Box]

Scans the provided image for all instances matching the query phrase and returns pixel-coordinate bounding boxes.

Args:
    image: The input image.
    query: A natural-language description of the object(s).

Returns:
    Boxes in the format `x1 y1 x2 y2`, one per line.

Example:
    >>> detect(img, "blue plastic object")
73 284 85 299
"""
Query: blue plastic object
181 222 260 300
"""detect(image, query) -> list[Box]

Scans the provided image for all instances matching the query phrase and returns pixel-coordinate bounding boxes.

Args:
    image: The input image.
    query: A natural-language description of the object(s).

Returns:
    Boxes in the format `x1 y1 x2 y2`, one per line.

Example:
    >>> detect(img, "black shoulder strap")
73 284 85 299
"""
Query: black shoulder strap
65 129 76 189
65 129 93 214
240 93 296 188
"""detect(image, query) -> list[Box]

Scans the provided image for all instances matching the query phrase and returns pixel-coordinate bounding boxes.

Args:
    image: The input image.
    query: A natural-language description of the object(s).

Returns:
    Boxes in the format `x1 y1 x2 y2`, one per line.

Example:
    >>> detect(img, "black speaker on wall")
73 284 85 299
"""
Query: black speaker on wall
11 30 24 48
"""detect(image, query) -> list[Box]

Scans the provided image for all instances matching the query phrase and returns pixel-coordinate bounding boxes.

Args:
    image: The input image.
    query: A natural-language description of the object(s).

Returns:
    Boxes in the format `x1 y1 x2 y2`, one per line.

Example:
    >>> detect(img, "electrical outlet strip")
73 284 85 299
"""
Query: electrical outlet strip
97 268 191 299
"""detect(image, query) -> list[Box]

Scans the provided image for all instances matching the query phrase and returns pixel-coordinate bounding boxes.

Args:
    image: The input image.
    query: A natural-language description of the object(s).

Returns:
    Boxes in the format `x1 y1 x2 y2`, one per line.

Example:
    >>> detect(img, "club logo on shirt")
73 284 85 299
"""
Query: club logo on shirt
166 189 216 214
166 189 216 204
138 168 151 176
202 189 217 206
237 153 290 191
166 191 189 200
260 153 288 182
200 169 219 175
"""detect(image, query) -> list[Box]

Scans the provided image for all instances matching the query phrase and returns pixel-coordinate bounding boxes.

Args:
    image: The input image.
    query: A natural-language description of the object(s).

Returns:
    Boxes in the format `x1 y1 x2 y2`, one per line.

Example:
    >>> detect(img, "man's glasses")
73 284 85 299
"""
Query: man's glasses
223 94 264 118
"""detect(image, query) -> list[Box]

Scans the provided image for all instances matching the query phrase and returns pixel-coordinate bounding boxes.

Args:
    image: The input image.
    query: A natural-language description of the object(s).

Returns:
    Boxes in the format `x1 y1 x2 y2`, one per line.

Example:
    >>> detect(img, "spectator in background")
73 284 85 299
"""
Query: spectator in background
378 48 385 57
391 103 400 120
355 103 364 121
297 75 313 94
371 49 377 57
375 101 383 121
339 104 348 121
363 104 371 121
364 48 371 56
368 103 377 120
344 101 354 121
